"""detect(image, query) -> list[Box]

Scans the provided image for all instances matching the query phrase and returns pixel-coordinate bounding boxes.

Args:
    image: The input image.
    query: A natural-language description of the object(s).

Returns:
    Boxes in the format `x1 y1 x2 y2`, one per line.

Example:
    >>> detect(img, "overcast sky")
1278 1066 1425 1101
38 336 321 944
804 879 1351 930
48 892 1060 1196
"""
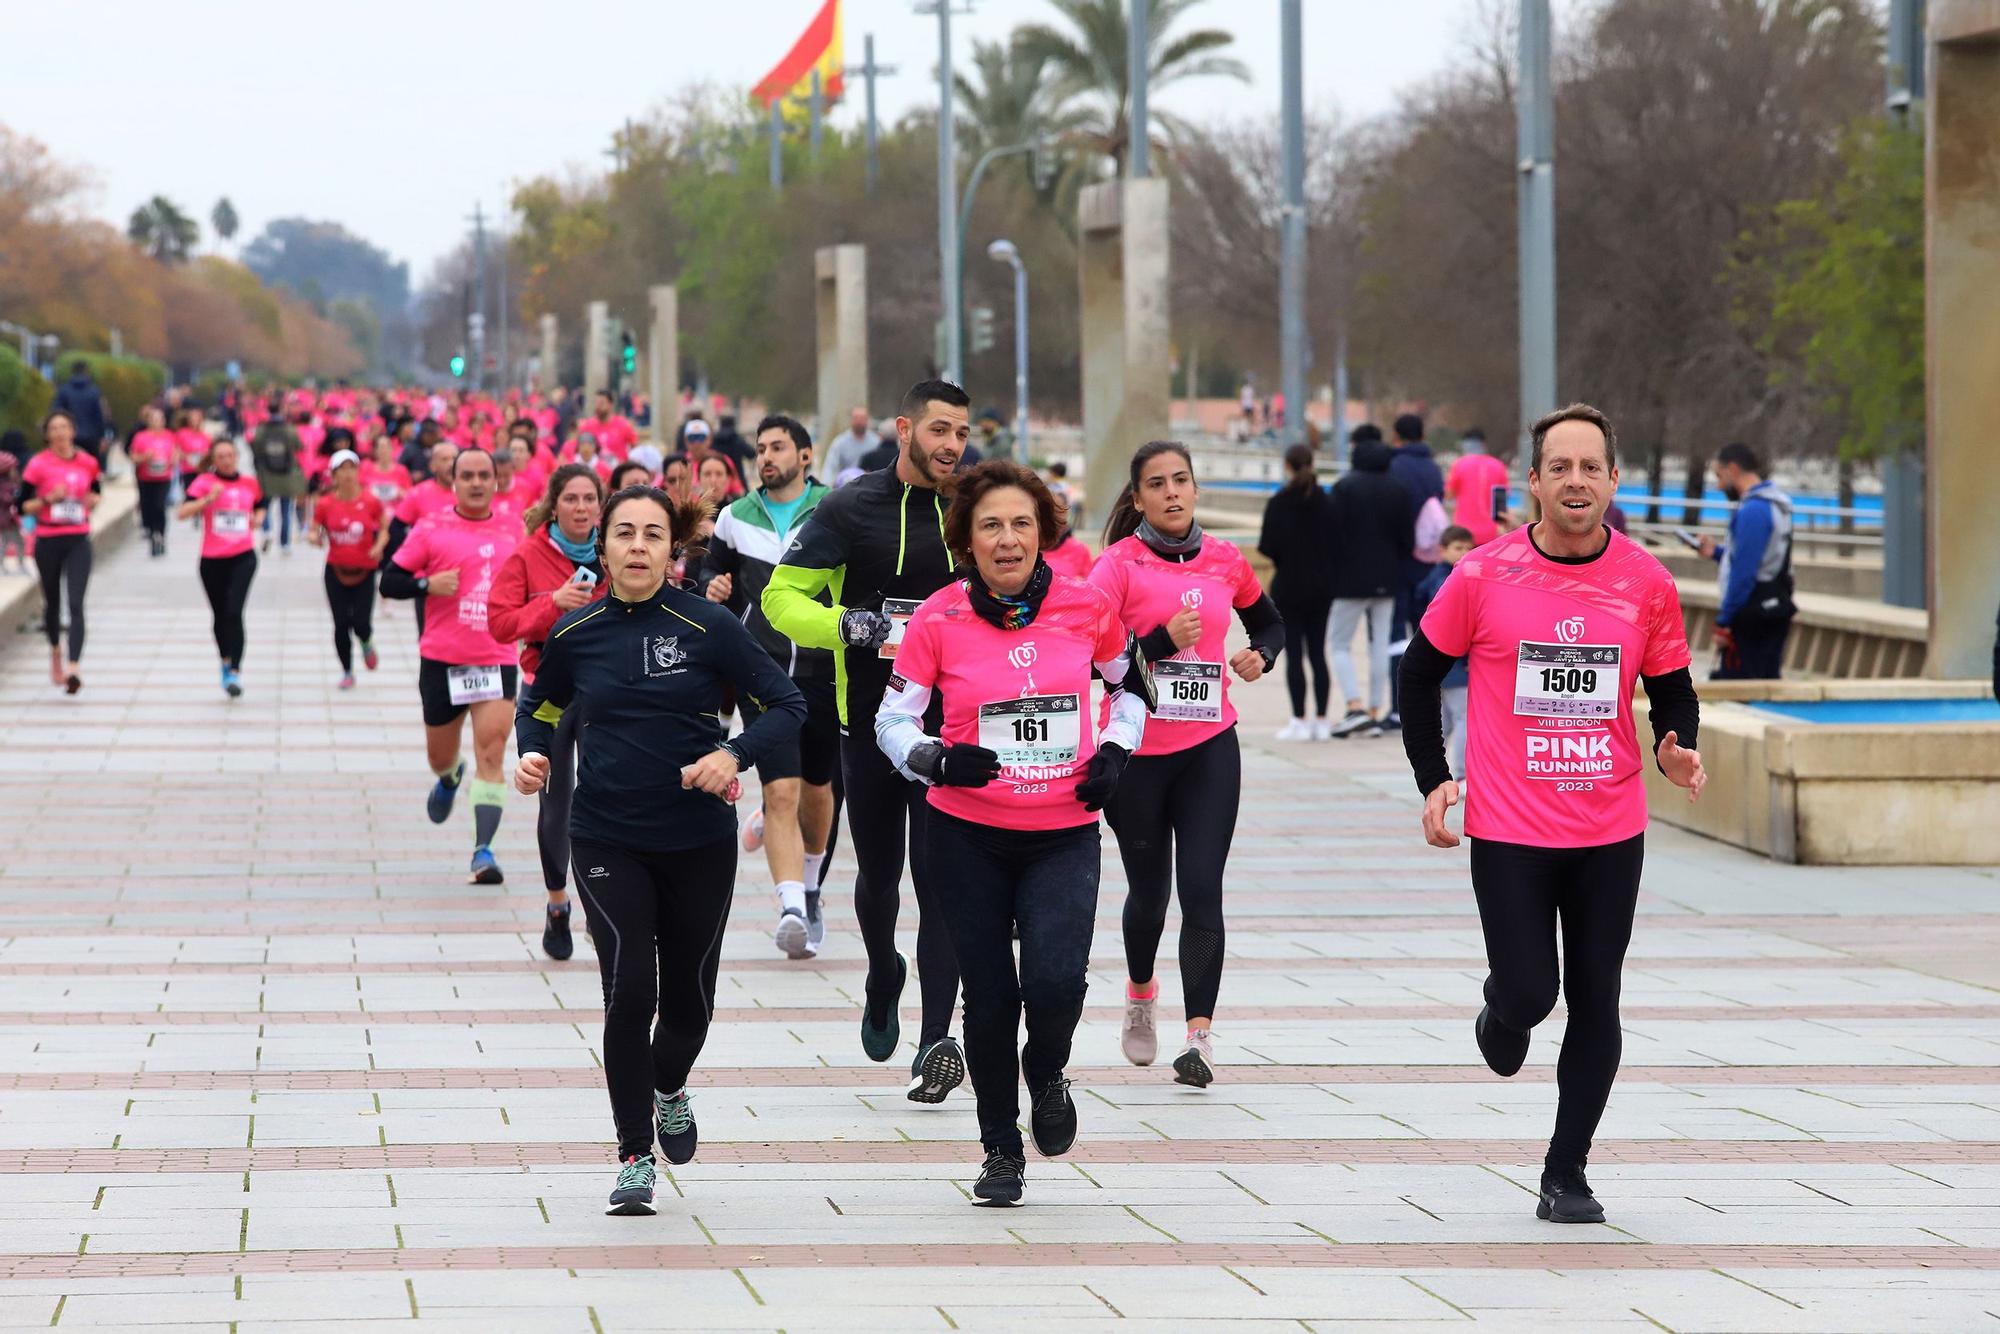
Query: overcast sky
4 0 1511 283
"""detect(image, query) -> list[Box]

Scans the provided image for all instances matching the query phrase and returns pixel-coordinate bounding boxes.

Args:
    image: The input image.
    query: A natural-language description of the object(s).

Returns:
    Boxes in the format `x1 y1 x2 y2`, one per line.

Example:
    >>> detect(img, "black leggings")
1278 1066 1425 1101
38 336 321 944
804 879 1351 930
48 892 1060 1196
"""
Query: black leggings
1280 597 1332 718
841 727 959 1048
34 534 91 661
572 835 737 1161
137 479 171 542
323 567 376 673
538 706 582 892
1106 727 1241 1021
1470 833 1645 1172
198 552 257 668
931 812 1100 1154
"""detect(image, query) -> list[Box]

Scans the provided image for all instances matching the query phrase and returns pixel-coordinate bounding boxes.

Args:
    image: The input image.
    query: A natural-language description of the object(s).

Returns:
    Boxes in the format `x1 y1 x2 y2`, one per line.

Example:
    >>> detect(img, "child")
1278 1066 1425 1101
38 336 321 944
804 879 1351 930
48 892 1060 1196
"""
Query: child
1412 525 1475 780
0 452 25 574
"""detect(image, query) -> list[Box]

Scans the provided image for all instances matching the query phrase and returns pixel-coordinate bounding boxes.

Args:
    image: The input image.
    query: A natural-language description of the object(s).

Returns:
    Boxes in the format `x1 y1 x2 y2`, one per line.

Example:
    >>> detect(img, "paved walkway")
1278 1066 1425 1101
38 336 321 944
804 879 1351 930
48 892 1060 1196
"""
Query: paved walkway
3 529 1999 1331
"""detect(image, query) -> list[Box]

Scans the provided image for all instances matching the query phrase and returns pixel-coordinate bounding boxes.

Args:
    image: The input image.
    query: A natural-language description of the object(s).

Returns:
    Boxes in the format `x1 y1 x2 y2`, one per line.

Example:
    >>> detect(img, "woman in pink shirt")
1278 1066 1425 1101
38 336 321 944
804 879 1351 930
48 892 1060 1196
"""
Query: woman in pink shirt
129 405 179 558
20 411 102 692
874 460 1150 1208
1090 442 1287 1090
177 439 266 698
359 434 413 508
175 407 213 494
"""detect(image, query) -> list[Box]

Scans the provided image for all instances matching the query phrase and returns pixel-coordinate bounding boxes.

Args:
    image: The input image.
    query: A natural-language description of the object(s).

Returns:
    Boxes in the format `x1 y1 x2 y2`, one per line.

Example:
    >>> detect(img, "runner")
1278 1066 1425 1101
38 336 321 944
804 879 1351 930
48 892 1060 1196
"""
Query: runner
387 440 459 638
360 434 413 509
307 448 388 689
489 463 608 960
490 447 530 533
176 438 264 698
1092 441 1284 1088
129 405 178 557
175 406 212 497
1399 403 1706 1225
379 448 524 885
514 484 805 1215
763 378 971 1102
697 415 838 958
874 459 1149 1206
20 411 102 693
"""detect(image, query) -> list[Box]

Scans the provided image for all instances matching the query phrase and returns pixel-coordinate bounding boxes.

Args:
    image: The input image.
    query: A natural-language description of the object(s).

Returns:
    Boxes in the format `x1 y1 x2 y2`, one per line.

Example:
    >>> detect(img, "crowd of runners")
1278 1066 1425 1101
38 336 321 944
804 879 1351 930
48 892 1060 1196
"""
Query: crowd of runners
8 376 1704 1226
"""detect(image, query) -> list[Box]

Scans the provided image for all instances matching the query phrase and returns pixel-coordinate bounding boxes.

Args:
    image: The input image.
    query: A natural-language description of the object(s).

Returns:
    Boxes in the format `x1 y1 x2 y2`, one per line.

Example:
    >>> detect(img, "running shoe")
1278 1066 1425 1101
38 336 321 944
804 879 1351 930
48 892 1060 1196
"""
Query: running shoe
907 1036 965 1104
426 762 465 825
655 1089 698 1165
1379 712 1402 732
742 805 765 852
542 904 573 961
1366 720 1384 739
1028 1077 1077 1157
804 890 824 955
1310 718 1331 741
469 846 504 885
1328 709 1373 738
774 906 810 960
860 952 906 1062
606 1154 658 1216
1173 1028 1216 1088
361 641 379 671
337 673 356 691
63 672 81 696
1537 1164 1606 1224
1121 989 1158 1066
972 1148 1025 1207
223 667 243 699
1275 719 1311 742
1475 1004 1529 1077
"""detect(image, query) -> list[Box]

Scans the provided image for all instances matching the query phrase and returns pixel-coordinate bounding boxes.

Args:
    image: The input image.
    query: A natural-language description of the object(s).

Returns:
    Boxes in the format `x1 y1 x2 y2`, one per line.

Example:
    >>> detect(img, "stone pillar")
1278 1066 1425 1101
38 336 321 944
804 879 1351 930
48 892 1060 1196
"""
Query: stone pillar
649 286 678 437
537 314 558 392
816 245 870 442
583 300 609 402
1078 178 1171 531
1925 2 2000 677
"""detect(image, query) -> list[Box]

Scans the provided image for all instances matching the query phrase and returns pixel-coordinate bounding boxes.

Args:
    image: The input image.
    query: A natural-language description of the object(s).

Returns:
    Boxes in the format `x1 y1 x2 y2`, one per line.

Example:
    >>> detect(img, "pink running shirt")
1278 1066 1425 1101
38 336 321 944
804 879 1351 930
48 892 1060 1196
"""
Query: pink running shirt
1089 534 1264 756
186 473 264 559
1445 452 1512 547
176 428 211 473
395 479 456 527
22 450 101 538
890 576 1130 831
1419 526 1691 849
130 429 178 482
392 508 522 666
359 461 412 507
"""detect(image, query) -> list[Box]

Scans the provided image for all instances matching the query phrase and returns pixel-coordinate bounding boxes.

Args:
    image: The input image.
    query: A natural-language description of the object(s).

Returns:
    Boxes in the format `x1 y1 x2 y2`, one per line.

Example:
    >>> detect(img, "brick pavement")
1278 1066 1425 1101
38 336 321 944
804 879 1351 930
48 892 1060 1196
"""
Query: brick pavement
3 532 1999 1330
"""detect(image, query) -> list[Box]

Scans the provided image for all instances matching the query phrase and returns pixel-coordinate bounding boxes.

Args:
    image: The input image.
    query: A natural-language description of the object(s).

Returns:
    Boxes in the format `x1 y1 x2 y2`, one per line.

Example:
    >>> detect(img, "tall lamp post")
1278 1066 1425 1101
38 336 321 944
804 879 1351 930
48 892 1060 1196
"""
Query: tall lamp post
987 239 1029 460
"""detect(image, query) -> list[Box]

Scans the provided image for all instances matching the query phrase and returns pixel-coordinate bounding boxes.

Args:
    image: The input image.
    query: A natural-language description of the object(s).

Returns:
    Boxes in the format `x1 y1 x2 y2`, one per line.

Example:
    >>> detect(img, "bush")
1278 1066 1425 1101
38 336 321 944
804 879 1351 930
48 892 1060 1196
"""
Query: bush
55 353 167 433
0 344 55 439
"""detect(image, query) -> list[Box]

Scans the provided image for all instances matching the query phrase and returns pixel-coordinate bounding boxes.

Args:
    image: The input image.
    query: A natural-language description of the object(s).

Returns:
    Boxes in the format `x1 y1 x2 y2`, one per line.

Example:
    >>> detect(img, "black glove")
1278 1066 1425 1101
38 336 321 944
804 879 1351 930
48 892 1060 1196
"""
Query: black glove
907 741 1002 788
1074 742 1131 812
839 608 895 649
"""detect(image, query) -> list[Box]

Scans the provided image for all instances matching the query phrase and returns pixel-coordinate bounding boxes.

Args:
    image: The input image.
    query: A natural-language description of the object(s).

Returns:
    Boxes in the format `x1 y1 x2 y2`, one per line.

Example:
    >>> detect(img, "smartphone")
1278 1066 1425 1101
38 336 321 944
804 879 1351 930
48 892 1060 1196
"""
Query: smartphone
1490 486 1509 522
1674 529 1702 550
572 566 599 587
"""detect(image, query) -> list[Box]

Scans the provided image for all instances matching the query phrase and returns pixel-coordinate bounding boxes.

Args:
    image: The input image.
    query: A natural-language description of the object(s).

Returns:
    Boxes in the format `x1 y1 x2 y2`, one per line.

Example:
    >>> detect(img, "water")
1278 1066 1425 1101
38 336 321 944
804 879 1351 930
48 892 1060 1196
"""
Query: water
1210 480 1881 530
1748 698 2000 725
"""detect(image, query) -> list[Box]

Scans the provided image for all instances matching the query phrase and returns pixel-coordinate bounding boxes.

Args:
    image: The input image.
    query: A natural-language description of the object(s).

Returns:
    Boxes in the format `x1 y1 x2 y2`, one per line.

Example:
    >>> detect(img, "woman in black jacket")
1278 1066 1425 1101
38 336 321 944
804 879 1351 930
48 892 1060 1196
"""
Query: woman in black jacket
1258 444 1333 740
1326 434 1417 737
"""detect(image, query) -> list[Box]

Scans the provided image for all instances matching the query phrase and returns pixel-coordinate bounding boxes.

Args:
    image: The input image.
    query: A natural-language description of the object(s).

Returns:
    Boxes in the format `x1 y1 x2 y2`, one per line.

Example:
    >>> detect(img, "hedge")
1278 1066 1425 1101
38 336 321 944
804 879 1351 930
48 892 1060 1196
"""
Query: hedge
0 344 55 440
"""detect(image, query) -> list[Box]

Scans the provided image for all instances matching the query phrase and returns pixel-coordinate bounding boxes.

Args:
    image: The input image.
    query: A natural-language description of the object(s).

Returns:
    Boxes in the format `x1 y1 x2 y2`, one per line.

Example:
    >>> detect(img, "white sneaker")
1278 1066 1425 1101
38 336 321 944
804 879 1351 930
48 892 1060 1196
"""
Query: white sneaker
1309 718 1331 741
774 907 810 959
1173 1028 1216 1088
1275 719 1310 742
1121 990 1158 1066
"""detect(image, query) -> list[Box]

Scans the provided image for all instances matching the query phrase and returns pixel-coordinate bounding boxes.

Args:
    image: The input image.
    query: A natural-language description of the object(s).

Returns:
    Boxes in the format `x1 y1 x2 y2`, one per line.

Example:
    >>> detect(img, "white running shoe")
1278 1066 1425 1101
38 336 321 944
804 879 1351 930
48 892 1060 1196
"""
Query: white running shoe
1309 718 1331 741
1173 1028 1216 1088
1275 718 1311 742
1121 990 1157 1066
774 907 810 959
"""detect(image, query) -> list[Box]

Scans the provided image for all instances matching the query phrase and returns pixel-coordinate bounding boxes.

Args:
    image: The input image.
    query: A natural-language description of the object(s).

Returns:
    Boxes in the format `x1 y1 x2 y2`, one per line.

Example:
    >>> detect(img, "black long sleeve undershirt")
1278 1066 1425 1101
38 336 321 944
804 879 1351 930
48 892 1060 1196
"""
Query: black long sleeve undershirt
1398 626 1699 797
378 561 423 600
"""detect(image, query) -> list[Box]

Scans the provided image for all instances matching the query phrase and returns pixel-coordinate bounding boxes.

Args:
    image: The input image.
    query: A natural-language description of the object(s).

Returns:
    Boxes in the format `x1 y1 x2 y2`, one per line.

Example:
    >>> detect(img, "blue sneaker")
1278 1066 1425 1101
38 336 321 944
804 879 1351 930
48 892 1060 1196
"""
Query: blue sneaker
860 952 907 1062
222 666 243 699
606 1154 657 1216
469 845 503 885
426 762 465 825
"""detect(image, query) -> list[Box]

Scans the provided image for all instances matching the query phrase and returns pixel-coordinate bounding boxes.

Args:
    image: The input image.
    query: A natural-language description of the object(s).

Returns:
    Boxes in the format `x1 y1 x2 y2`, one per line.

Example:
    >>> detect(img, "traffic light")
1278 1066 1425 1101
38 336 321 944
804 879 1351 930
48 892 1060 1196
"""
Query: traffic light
620 331 637 377
1031 135 1058 192
968 306 996 355
449 352 466 379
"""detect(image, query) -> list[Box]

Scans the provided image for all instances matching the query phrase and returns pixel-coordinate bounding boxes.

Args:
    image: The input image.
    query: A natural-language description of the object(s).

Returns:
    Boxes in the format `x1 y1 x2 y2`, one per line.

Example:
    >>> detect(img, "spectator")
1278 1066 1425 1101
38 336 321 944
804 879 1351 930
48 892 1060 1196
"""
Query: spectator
822 407 879 480
1325 431 1415 738
1699 442 1794 680
708 414 756 489
1260 444 1333 741
1443 427 1510 547
249 399 305 555
974 409 1014 464
1410 525 1476 780
858 428 900 474
52 361 108 463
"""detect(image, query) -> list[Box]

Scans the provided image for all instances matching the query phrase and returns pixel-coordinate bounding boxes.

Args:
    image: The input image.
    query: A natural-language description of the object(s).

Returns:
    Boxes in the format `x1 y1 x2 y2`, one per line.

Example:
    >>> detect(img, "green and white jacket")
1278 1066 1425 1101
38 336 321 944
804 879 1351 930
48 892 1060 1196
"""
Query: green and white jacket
694 479 834 679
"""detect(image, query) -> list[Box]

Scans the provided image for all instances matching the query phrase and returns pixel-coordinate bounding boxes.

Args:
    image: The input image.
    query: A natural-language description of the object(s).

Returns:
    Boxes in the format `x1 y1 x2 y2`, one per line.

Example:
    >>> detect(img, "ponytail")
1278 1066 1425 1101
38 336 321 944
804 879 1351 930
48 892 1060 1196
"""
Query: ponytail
1100 440 1195 547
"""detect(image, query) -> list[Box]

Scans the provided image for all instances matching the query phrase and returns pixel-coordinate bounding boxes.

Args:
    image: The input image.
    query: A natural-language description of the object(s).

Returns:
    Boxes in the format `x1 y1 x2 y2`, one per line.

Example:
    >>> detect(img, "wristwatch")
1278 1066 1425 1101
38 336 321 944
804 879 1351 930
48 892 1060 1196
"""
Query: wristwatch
720 740 747 769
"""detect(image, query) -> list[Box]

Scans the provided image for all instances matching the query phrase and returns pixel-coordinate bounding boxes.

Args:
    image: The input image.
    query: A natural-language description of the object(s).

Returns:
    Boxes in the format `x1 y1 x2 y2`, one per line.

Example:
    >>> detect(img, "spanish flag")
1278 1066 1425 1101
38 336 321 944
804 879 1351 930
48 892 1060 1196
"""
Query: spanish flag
752 0 845 116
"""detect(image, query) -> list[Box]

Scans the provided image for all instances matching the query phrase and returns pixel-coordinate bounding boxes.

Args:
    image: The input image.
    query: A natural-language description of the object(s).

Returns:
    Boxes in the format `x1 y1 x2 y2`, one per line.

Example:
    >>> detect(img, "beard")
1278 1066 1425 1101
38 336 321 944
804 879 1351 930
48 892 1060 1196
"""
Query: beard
1722 483 1742 502
762 462 801 491
905 436 947 486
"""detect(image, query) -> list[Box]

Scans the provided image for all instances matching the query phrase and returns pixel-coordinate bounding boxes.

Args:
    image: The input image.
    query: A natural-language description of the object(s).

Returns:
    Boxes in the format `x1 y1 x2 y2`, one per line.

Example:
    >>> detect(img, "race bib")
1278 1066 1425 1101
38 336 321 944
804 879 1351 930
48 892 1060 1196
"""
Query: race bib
978 693 1082 767
371 482 402 502
1152 660 1223 722
212 509 251 537
1514 641 1622 718
446 664 505 705
47 500 86 526
878 597 922 660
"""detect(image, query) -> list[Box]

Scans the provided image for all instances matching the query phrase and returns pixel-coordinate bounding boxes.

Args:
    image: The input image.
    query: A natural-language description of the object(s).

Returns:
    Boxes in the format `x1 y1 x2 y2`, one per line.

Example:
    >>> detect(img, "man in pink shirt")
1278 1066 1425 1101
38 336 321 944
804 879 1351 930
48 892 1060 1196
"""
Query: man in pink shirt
1399 403 1706 1228
1443 428 1513 547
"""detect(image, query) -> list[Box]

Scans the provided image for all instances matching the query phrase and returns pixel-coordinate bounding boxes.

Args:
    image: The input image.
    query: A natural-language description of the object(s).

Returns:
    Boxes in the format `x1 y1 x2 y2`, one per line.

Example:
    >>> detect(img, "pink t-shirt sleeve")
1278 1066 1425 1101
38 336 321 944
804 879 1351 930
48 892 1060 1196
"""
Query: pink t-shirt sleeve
894 605 942 689
1086 547 1125 615
1230 549 1264 608
186 473 214 502
395 490 421 525
1642 577 1693 676
1093 595 1128 662
1419 566 1474 657
393 521 430 574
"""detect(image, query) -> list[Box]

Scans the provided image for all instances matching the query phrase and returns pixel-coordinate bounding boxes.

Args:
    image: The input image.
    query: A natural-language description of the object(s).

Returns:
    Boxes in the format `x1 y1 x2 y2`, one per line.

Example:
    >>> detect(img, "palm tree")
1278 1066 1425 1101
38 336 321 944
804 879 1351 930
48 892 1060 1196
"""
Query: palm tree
1014 0 1249 173
127 195 200 264
954 37 1092 200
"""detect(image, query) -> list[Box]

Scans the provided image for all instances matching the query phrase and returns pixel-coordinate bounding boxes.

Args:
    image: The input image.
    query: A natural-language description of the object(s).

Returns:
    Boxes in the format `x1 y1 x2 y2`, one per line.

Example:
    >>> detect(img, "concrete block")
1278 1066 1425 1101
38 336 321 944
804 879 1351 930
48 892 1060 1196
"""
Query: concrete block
815 244 868 441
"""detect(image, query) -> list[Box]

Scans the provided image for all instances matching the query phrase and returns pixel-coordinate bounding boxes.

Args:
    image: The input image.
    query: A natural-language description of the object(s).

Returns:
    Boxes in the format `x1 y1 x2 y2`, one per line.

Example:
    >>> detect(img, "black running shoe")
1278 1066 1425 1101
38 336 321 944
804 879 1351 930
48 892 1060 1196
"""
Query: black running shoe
655 1088 698 1165
860 952 906 1062
1029 1077 1078 1158
1537 1164 1606 1224
542 904 574 961
907 1036 965 1104
606 1154 657 1216
1475 1004 1530 1077
972 1148 1026 1207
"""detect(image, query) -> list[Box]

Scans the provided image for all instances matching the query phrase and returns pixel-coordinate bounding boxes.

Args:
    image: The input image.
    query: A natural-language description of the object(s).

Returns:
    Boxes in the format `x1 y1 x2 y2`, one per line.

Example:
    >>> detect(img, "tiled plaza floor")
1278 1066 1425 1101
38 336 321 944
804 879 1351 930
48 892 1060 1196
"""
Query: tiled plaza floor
3 527 1999 1330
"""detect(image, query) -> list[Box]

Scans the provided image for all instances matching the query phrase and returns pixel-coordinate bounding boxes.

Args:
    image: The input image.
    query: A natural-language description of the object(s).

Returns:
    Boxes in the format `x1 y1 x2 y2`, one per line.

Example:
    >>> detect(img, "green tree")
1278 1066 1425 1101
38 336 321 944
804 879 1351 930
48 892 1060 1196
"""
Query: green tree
1737 118 1924 460
211 197 239 244
1013 0 1248 172
126 195 200 264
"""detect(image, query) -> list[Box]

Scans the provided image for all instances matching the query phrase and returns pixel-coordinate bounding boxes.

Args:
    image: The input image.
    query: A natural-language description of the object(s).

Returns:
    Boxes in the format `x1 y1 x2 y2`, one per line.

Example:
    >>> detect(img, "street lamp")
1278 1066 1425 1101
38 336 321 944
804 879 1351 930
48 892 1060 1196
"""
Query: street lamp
987 238 1029 460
